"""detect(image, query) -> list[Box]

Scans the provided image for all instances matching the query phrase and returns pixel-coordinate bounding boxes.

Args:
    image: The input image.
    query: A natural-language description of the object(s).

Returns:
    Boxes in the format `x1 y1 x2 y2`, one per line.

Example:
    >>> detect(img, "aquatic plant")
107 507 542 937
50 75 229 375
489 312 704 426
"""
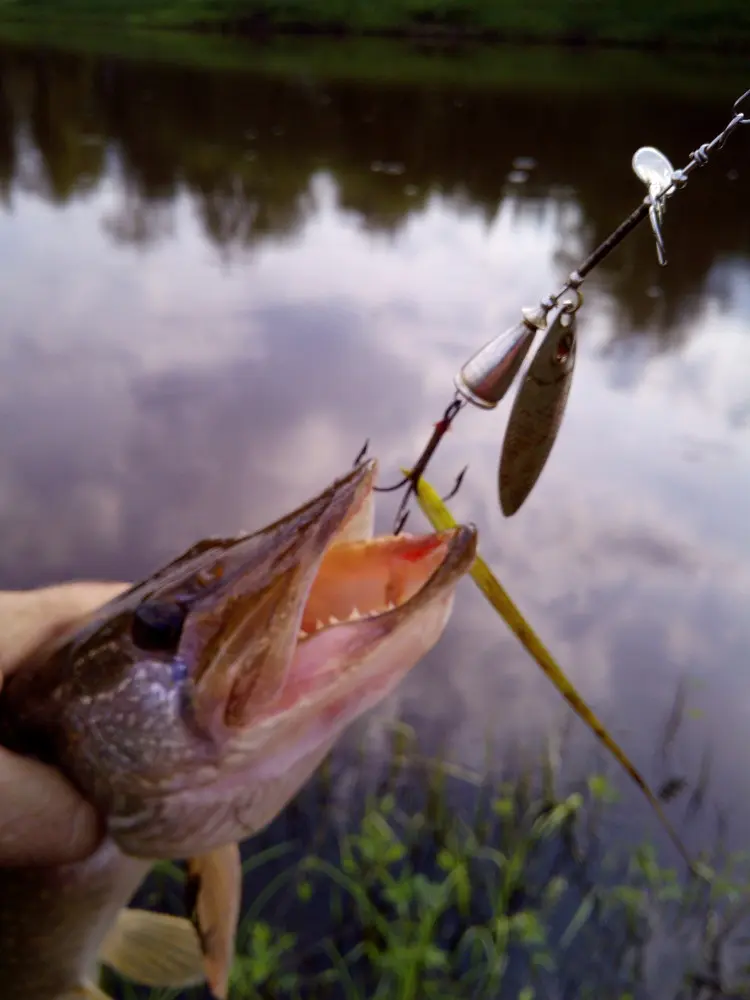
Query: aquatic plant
103 711 750 1000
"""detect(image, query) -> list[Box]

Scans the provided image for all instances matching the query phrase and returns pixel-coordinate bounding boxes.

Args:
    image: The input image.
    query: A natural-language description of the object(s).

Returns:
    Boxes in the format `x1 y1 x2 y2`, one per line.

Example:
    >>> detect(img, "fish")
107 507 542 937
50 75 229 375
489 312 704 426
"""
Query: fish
498 303 578 516
0 458 477 1000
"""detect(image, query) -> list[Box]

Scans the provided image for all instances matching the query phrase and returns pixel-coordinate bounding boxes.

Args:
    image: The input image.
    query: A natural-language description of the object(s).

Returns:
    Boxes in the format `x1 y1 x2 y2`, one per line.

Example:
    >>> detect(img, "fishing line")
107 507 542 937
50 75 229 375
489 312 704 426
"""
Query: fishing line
355 87 750 529
351 89 750 879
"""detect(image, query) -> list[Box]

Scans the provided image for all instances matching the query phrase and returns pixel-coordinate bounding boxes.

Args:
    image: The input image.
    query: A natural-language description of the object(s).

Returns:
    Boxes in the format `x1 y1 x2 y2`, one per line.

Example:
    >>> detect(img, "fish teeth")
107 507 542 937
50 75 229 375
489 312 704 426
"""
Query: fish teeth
299 629 308 639
306 603 402 632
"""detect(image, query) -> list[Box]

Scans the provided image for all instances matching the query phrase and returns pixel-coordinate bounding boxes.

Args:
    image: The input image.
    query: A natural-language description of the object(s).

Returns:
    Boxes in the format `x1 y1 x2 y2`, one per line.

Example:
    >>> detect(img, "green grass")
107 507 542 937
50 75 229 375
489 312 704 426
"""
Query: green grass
0 18 747 102
100 716 750 1000
2 0 750 50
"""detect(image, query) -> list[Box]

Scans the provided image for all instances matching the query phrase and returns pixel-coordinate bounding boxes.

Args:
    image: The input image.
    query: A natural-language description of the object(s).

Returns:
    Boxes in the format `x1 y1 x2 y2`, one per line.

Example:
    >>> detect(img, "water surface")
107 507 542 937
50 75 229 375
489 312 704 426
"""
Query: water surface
0 36 749 860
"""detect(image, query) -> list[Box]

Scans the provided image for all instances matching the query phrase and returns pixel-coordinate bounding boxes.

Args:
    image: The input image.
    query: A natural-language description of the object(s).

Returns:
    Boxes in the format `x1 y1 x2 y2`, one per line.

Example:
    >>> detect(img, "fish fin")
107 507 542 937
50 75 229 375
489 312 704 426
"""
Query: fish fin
98 908 205 988
186 843 242 1000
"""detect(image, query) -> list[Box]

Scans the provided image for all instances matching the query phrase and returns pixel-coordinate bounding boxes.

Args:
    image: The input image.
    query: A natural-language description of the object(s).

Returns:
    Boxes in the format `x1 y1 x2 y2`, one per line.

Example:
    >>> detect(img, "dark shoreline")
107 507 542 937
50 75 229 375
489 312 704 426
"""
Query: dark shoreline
183 18 746 55
0 22 747 106
2 9 750 56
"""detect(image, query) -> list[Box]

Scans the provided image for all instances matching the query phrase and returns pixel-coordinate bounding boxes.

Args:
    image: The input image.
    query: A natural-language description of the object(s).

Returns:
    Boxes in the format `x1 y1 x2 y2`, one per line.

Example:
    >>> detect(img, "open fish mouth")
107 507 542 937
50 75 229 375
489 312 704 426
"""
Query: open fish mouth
276 527 473 701
299 531 458 639
163 458 478 733
219 465 477 724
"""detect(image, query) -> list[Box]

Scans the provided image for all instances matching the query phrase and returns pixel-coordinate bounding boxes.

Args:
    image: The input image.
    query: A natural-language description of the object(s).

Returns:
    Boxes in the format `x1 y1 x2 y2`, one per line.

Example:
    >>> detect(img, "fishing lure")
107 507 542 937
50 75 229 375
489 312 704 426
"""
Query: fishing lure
352 90 749 874
358 86 750 525
498 294 579 517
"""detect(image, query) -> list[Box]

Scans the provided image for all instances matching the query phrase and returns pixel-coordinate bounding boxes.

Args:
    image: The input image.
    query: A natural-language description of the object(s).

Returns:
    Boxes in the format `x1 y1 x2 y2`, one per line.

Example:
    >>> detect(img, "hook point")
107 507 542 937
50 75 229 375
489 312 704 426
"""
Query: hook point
443 465 469 502
353 439 370 468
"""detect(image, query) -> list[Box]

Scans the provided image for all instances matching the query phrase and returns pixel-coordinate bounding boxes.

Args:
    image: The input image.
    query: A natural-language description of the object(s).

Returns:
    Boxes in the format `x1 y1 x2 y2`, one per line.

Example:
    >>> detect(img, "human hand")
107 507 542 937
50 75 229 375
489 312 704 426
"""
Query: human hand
0 581 129 867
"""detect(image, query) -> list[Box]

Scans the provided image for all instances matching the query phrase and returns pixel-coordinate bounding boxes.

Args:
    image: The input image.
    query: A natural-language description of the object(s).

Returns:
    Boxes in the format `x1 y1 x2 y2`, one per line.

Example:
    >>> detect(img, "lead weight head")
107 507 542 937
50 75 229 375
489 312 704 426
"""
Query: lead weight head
453 306 549 409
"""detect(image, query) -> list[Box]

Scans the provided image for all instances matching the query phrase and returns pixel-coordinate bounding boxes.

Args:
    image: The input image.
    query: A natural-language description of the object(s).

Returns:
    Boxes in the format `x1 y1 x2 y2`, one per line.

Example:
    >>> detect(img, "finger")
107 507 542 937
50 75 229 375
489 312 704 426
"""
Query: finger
0 745 103 867
0 581 130 679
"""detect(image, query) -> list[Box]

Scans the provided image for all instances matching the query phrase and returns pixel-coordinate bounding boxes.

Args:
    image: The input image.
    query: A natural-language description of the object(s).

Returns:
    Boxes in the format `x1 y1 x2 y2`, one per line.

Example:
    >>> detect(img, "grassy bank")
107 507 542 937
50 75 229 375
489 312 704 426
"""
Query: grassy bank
0 21 747 104
2 0 750 51
99 719 750 1000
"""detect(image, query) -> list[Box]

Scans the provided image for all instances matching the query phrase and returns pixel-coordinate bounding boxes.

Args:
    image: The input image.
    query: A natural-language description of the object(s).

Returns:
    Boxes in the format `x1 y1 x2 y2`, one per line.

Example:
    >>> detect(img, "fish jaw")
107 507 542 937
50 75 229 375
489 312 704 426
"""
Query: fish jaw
107 521 477 857
176 459 379 736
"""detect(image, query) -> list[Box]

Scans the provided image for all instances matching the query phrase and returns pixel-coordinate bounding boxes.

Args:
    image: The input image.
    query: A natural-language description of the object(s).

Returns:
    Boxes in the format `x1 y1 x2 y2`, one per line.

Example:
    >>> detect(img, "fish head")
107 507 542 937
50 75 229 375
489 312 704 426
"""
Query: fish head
3 460 476 858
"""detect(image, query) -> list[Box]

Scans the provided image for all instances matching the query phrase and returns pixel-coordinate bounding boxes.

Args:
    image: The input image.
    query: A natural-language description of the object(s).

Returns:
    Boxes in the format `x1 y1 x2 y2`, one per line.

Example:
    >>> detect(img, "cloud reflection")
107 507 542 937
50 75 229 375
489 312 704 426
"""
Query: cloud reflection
0 69 749 853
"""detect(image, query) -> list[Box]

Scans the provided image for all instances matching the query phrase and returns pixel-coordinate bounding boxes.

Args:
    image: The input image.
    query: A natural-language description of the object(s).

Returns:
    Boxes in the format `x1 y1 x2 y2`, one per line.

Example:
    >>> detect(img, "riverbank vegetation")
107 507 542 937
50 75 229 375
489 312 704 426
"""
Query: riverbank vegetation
1 0 750 51
105 717 750 1000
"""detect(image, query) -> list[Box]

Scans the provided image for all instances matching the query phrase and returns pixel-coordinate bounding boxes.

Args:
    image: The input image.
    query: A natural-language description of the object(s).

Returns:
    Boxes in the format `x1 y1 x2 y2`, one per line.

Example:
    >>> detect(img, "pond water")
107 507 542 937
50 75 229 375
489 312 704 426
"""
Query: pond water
0 34 749 864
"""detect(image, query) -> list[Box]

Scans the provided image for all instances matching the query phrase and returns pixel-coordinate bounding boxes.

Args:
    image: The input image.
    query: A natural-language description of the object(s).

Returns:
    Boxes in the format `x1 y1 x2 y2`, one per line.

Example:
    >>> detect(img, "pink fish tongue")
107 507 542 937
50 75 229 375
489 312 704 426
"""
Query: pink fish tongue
263 622 368 714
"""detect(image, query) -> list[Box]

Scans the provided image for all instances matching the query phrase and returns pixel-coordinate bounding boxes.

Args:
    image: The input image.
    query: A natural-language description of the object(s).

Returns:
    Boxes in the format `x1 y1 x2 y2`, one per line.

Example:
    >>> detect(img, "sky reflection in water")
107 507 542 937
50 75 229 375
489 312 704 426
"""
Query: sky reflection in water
0 45 749 853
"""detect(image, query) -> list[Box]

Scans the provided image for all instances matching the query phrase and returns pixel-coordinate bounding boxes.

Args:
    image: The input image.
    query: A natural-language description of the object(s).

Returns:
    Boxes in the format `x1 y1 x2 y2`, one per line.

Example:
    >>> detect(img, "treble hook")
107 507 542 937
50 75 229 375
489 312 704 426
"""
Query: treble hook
443 465 468 502
352 439 370 468
352 395 469 533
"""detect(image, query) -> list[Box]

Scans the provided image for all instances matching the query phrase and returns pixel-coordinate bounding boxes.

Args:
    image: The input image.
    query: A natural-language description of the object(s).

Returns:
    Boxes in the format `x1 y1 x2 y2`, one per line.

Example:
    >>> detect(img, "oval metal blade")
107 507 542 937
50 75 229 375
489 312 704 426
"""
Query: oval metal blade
498 306 577 516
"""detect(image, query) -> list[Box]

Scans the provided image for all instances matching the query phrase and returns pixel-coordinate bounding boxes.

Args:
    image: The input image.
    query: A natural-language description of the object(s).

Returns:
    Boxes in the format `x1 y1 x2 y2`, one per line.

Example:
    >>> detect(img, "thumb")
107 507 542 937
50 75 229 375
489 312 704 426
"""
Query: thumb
0 745 103 867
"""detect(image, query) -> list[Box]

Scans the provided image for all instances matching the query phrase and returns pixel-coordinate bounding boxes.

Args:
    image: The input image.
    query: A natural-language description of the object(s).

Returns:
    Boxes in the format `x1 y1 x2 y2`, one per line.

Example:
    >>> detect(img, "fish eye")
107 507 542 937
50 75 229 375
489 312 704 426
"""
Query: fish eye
131 601 188 652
